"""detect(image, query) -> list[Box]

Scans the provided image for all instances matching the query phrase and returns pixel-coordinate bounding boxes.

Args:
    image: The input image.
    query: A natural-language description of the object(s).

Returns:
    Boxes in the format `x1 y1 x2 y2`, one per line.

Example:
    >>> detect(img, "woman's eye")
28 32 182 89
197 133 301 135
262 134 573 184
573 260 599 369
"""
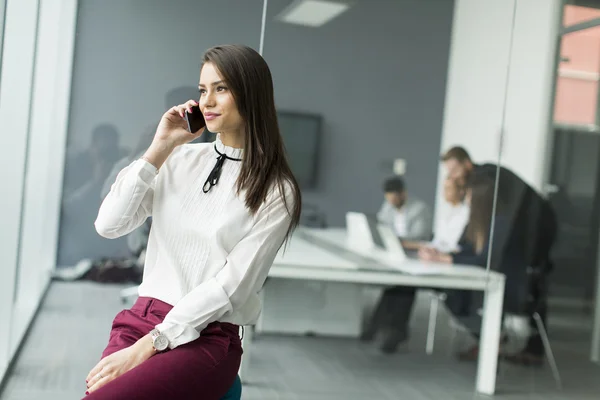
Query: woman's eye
217 86 227 92
199 89 206 95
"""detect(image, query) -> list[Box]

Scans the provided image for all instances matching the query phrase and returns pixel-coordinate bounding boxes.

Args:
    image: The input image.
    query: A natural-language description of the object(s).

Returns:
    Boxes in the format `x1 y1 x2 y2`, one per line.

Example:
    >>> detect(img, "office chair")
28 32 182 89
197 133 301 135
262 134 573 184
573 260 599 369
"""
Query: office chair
425 291 473 356
503 266 562 389
425 267 562 390
221 376 242 400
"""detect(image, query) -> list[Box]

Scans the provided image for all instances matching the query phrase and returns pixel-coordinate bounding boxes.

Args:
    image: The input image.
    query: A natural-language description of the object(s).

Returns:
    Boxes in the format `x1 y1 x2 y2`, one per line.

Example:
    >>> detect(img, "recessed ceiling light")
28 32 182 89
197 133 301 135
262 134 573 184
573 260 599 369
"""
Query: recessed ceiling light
276 0 352 28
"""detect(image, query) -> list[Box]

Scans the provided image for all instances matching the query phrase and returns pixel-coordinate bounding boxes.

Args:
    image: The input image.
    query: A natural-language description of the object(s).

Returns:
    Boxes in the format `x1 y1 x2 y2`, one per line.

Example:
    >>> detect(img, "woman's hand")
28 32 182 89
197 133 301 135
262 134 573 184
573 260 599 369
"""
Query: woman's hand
435 253 453 264
85 334 155 395
154 100 205 149
142 100 206 170
418 246 438 261
418 247 453 264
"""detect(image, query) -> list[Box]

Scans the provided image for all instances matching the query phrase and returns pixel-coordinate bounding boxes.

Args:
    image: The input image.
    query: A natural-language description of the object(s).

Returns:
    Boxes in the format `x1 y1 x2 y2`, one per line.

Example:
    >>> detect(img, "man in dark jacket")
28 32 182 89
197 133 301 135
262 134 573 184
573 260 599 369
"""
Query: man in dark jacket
441 146 557 364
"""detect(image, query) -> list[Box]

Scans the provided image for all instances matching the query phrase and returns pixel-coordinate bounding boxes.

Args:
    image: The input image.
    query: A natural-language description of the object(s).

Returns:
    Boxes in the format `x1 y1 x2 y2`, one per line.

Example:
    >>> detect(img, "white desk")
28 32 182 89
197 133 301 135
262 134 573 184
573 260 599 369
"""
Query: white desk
242 227 505 396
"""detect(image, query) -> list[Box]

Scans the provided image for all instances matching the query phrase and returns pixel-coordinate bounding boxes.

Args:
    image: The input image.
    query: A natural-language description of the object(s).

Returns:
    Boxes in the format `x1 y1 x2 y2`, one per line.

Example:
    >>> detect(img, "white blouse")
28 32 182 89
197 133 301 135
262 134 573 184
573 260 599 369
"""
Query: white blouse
95 135 293 349
431 202 470 253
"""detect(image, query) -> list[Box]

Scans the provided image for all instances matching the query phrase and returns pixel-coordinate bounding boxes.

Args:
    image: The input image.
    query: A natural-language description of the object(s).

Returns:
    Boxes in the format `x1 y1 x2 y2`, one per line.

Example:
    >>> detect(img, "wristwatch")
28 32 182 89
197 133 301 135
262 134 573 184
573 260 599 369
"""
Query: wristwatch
150 329 169 352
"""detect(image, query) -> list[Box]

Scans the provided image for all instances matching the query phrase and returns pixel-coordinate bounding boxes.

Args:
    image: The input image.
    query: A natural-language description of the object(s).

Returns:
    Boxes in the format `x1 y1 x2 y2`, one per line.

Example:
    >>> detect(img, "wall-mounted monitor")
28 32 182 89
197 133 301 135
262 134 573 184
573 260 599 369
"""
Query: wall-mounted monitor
277 110 322 189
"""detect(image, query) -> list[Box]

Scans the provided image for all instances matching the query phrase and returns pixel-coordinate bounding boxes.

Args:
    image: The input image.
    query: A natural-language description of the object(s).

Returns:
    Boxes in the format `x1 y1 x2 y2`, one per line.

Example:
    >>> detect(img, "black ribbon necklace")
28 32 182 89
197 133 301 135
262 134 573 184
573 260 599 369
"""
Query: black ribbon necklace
202 145 242 193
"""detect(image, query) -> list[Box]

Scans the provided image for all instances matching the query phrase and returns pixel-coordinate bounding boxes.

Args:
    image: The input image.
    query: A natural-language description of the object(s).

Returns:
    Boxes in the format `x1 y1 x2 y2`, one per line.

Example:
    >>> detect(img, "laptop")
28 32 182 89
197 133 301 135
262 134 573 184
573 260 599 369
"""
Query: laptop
345 212 407 262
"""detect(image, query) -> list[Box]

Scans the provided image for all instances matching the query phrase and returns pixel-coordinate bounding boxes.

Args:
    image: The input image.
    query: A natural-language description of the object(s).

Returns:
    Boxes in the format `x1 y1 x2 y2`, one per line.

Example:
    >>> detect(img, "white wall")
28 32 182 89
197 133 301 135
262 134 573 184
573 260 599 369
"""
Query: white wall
0 0 42 380
502 0 563 190
0 0 78 382
435 0 562 231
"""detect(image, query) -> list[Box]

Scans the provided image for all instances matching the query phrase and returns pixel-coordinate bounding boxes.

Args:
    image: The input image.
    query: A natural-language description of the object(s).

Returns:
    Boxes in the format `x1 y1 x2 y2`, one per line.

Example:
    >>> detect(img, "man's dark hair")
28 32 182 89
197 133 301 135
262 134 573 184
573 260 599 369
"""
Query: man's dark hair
383 177 405 193
441 146 472 163
91 124 119 147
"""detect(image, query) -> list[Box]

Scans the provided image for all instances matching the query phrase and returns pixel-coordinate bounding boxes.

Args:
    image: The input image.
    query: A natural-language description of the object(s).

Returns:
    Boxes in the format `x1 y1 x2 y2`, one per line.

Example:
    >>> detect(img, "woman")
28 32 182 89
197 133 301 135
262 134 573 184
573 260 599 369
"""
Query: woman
421 170 528 359
84 45 301 399
401 176 466 252
424 176 469 253
420 170 522 272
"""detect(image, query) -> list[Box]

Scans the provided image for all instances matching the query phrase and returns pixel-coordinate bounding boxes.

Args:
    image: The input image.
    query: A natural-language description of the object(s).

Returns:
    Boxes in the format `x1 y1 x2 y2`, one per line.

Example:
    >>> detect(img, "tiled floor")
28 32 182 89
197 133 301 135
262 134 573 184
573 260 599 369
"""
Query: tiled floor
1 281 600 399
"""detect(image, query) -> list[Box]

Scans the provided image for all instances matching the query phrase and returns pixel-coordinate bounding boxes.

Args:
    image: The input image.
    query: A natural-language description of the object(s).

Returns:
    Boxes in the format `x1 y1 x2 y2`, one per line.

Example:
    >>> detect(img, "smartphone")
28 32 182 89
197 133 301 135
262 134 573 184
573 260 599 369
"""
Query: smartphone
185 105 206 133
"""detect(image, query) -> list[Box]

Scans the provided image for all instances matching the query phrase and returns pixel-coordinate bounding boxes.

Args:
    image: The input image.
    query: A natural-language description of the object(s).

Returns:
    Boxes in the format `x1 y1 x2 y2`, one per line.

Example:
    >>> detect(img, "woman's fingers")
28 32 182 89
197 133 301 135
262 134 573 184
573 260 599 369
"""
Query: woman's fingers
86 365 108 389
183 99 198 113
86 360 105 384
173 105 186 118
168 100 198 119
163 105 181 119
87 374 111 394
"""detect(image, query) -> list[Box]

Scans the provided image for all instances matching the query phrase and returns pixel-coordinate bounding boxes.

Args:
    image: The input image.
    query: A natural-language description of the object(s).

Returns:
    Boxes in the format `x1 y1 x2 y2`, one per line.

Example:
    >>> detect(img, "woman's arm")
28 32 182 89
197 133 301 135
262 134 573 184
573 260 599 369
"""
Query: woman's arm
94 158 157 239
451 244 487 266
402 240 427 250
451 215 509 267
155 185 294 349
95 98 207 239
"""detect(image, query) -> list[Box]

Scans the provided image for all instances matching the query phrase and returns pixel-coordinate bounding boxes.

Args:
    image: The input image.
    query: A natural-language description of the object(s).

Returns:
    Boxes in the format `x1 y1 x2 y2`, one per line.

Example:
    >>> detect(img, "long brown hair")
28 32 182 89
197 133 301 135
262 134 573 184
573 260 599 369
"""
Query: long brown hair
465 171 496 253
201 45 302 241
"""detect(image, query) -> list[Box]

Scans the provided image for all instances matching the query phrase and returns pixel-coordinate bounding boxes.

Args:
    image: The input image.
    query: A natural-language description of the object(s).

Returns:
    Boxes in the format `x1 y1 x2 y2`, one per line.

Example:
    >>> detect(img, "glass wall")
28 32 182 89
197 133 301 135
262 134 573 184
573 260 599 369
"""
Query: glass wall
491 0 600 397
255 0 504 398
0 0 78 385
0 0 8 383
10 0 600 399
56 0 266 269
0 0 45 383
0 0 265 390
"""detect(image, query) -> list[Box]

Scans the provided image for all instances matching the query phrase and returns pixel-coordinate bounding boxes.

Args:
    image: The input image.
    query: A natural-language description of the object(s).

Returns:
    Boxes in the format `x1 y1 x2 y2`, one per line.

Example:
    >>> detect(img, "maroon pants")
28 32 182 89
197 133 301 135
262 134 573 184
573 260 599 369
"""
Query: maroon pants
84 297 242 400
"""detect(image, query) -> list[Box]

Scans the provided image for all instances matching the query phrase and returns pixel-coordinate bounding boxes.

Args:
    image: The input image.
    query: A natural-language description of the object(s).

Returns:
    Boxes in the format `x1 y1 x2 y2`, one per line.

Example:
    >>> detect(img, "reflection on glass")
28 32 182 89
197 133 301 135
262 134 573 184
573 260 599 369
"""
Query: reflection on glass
55 0 265 270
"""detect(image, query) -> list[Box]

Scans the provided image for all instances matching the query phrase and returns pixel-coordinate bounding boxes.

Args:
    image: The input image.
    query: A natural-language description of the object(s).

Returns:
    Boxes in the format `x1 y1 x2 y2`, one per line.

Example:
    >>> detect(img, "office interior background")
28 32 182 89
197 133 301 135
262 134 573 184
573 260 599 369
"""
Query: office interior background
1 0 600 398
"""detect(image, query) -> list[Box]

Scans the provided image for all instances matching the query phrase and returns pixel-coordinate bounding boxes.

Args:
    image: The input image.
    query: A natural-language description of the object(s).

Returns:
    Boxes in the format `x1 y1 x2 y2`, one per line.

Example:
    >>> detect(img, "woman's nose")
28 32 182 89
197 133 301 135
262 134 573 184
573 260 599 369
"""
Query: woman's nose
202 92 216 107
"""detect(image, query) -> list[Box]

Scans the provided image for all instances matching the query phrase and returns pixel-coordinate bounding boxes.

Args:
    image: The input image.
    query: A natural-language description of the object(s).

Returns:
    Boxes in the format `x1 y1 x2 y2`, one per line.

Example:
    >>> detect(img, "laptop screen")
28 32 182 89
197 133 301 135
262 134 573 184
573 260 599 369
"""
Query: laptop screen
364 214 386 250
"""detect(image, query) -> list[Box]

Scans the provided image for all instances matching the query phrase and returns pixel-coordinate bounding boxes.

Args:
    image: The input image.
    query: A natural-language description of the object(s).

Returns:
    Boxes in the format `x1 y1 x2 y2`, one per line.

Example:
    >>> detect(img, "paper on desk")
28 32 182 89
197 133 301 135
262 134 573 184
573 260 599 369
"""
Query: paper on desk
369 249 453 275
377 251 487 277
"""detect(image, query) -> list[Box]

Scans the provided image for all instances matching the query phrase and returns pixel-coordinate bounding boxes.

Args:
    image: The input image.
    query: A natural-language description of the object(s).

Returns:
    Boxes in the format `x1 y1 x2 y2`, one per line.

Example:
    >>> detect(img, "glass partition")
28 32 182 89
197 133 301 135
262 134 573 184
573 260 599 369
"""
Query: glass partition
492 0 600 397
55 0 265 268
252 0 507 398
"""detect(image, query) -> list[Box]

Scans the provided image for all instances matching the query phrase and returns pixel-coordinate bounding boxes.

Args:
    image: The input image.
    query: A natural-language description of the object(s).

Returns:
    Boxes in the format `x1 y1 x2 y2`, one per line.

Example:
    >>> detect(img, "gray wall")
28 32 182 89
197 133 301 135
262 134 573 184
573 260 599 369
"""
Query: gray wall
65 0 264 152
263 0 454 226
57 0 454 265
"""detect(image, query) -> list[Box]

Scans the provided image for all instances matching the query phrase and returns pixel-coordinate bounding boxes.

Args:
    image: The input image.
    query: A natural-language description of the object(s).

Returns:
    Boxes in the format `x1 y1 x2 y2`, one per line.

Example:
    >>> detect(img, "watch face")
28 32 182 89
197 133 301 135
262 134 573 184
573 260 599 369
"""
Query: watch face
154 335 169 351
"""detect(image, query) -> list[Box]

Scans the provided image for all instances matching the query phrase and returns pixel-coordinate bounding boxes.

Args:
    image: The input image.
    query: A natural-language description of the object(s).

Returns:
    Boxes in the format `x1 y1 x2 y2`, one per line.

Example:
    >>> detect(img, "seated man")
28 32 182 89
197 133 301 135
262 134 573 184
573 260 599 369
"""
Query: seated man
376 176 432 244
362 177 432 352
